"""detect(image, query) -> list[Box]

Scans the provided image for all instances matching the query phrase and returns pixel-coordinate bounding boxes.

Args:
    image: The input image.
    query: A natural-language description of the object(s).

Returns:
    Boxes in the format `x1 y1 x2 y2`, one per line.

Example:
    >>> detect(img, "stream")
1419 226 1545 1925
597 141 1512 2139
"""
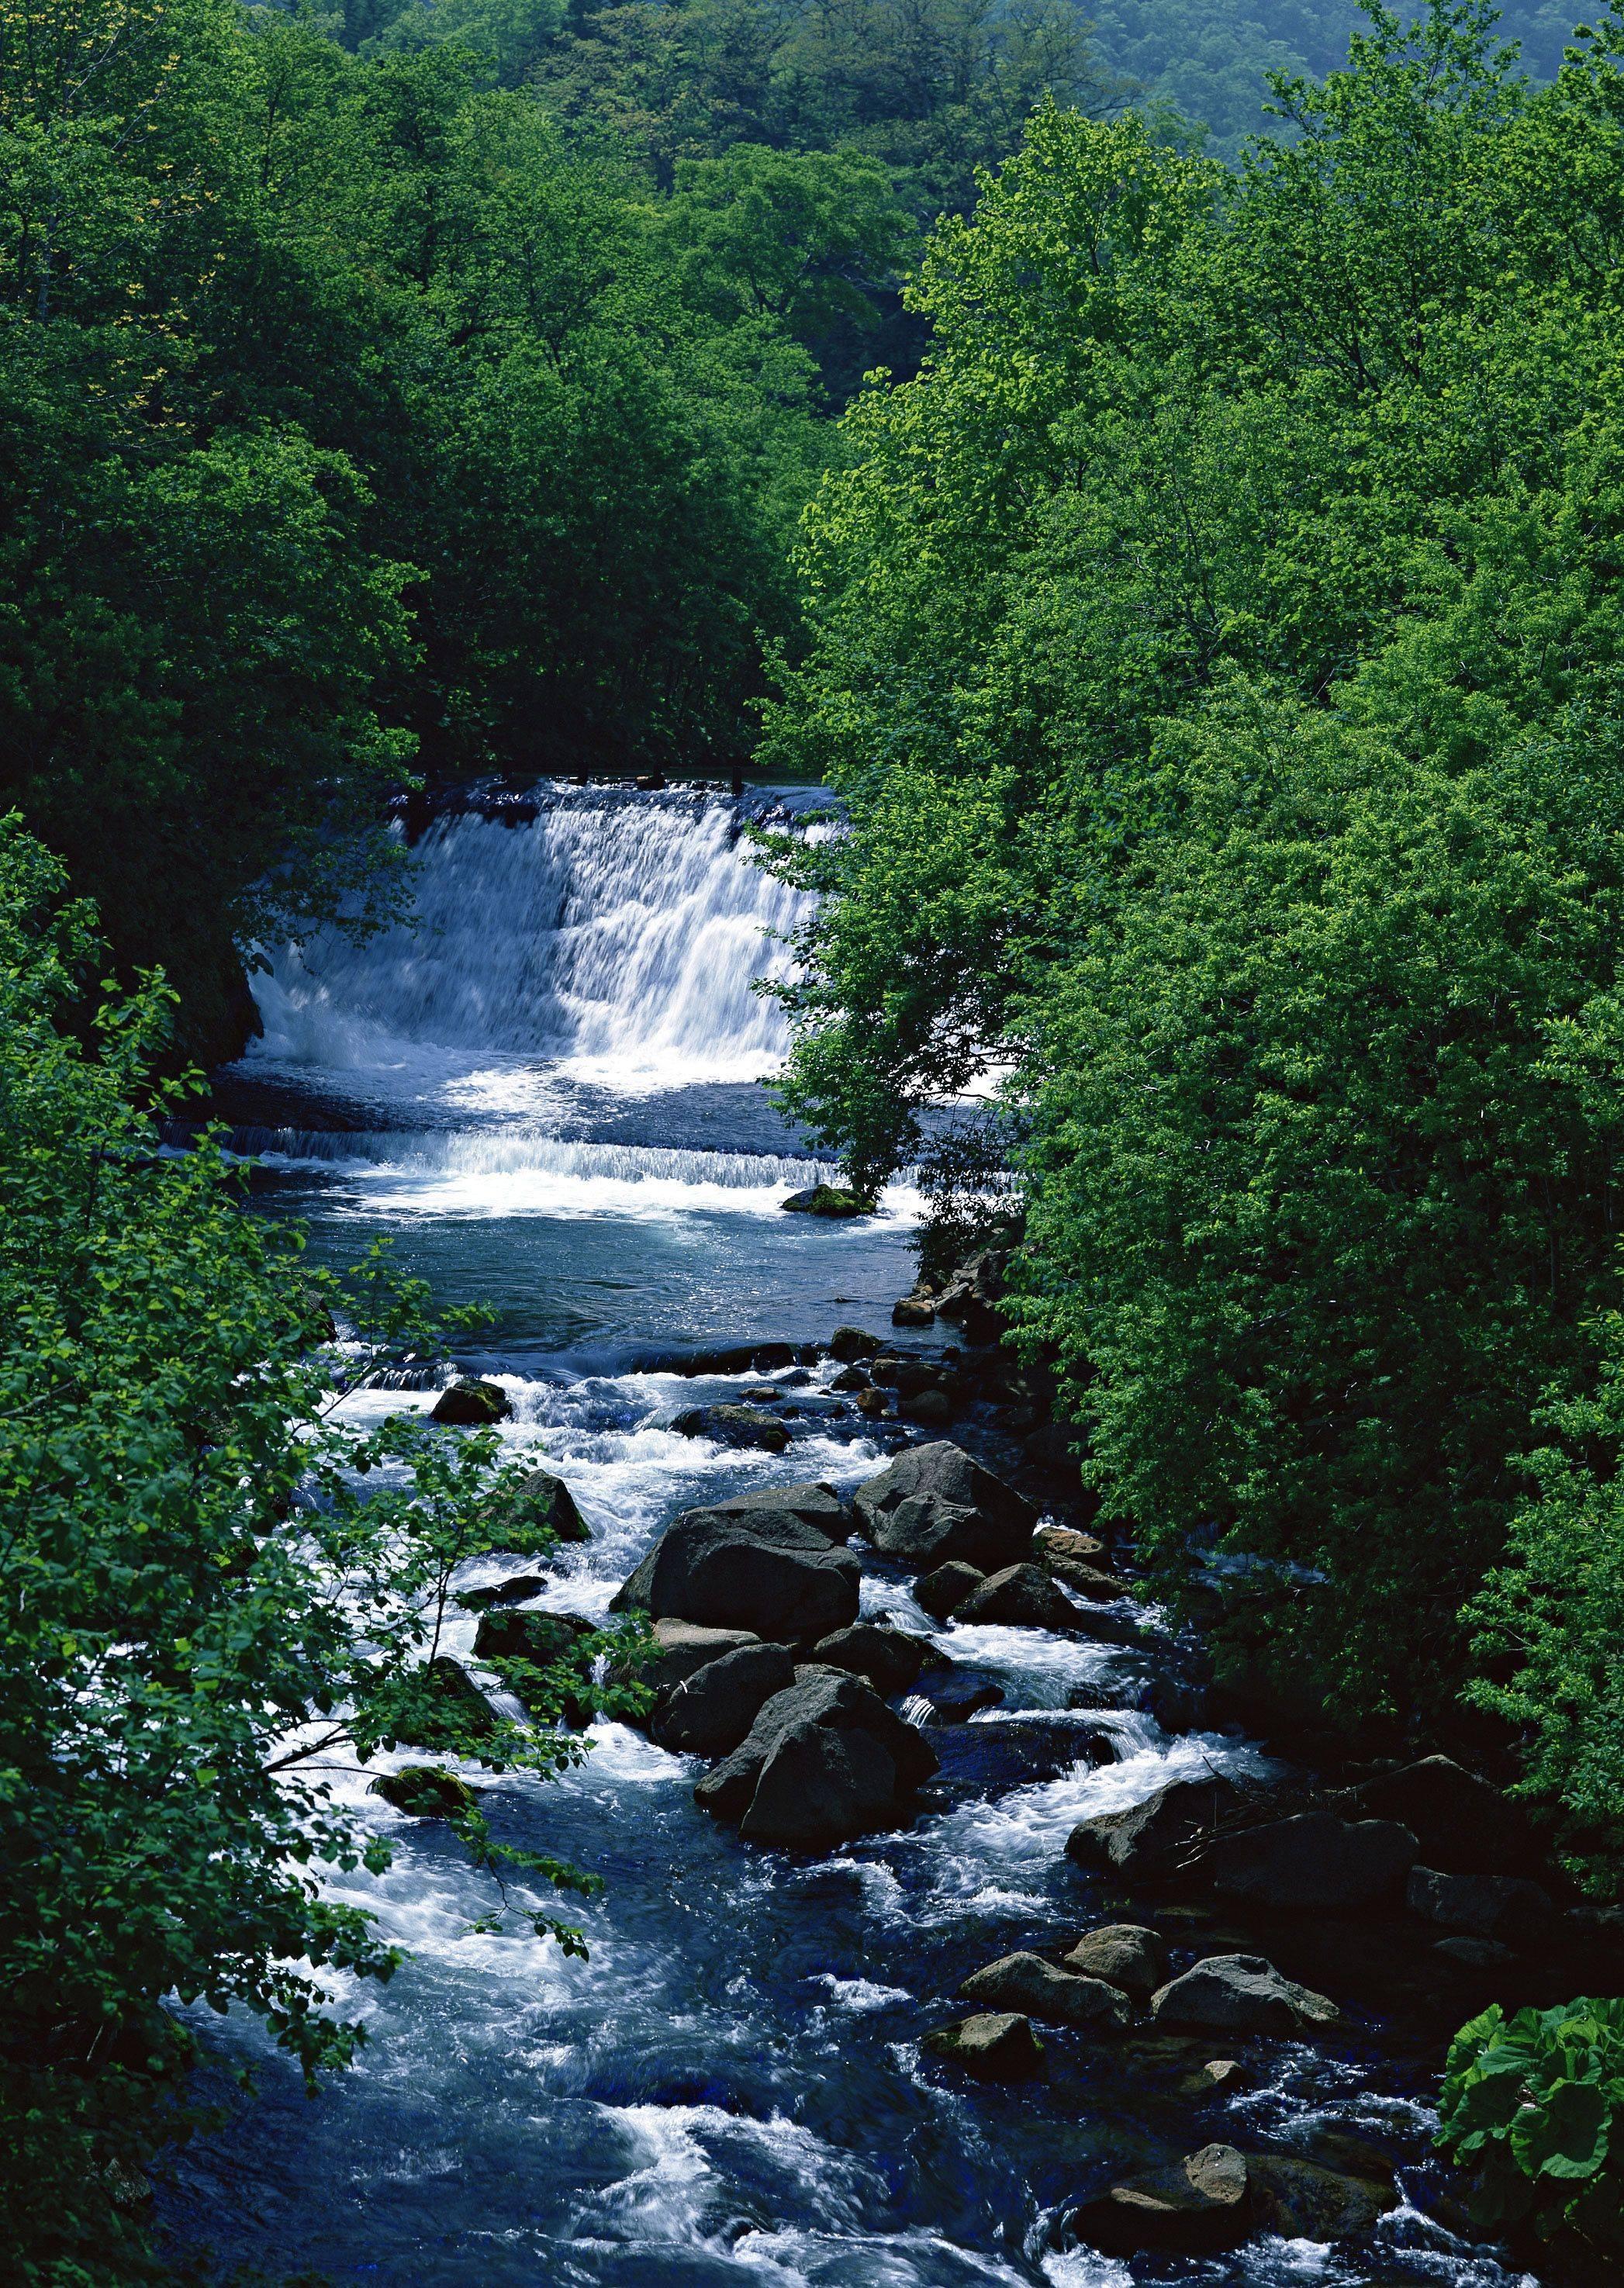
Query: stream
160 786 1535 2288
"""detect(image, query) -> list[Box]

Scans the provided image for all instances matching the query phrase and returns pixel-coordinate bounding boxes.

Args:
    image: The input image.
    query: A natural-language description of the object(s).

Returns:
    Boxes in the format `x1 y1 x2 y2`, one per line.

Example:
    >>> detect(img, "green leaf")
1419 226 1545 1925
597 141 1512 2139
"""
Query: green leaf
1509 2079 1612 2183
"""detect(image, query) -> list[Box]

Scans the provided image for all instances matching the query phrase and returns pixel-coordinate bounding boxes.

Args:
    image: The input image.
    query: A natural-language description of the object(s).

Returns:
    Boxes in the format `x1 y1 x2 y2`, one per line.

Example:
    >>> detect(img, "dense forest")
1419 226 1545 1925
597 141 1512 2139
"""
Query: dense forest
10 0 1624 2273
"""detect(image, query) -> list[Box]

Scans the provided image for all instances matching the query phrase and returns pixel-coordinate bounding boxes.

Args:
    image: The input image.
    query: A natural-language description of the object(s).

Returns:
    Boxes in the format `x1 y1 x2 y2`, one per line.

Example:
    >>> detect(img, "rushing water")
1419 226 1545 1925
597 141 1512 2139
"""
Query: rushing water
161 787 1534 2288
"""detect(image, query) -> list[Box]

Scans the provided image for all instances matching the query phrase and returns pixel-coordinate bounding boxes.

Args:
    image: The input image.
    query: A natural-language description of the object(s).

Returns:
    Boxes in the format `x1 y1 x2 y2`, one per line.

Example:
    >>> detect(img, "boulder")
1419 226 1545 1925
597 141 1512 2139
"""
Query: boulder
830 1366 869 1392
1248 2157 1398 2239
416 1655 499 1740
1066 1775 1251 1878
472 1608 596 1665
852 1443 1035 1572
900 1390 954 1429
370 1765 480 1819
1043 1557 1133 1602
1406 1865 1557 1949
915 1561 985 1621
695 1668 938 1847
782 1185 872 1218
923 2013 1045 2081
914 1673 1004 1721
430 1377 512 1426
1035 1525 1105 1564
651 1643 797 1757
1180 2058 1249 2095
485 1464 589 1543
1342 1754 1536 1878
808 1621 948 1695
457 1573 549 1612
634 1618 760 1696
1197 1811 1418 1914
855 1388 887 1418
829 1326 883 1364
959 1952 1132 2031
933 1252 1007 1347
893 1295 936 1326
1073 2144 1251 2256
707 1482 853 1542
1151 1954 1340 2037
871 1357 945 1398
610 1509 860 1640
1433 1935 1515 1969
1064 1925 1169 2006
957 1563 1080 1632
1023 1422 1080 1471
741 1385 783 1403
928 1716 1119 1790
670 1405 790 1453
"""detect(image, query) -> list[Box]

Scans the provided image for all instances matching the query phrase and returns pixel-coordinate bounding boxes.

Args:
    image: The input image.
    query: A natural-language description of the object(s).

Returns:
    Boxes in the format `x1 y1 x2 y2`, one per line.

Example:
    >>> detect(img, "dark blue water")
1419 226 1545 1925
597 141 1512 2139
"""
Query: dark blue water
158 794 1532 2288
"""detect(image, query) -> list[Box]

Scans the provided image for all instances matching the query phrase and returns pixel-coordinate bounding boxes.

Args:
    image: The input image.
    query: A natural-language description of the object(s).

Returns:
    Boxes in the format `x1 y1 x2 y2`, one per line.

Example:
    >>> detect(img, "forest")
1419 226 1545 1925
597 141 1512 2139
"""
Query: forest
9 0 1624 2274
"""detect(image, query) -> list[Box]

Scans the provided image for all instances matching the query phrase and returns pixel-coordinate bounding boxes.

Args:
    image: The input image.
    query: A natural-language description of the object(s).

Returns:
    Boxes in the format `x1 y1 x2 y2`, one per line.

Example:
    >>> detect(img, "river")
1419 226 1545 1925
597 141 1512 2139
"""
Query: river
159 785 1534 2288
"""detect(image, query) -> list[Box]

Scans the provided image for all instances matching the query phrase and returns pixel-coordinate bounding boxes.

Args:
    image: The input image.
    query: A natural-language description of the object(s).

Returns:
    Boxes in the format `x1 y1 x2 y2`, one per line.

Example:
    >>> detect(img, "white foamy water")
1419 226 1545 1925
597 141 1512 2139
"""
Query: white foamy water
250 792 814 1092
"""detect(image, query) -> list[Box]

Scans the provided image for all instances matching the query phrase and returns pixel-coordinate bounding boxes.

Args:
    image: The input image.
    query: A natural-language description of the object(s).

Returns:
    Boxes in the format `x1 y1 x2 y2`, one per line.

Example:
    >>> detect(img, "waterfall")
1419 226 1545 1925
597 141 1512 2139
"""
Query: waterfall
248 789 817 1089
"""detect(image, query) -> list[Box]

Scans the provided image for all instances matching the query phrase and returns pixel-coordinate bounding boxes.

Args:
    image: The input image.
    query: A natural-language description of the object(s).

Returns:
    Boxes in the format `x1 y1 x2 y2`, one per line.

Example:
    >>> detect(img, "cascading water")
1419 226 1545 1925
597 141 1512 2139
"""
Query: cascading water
250 788 816 1091
166 787 1534 2288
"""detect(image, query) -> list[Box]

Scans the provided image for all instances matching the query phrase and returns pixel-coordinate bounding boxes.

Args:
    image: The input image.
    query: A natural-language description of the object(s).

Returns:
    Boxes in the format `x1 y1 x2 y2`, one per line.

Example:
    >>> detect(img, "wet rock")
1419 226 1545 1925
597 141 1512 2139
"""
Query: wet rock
959 1951 1132 2031
484 1463 589 1543
923 2012 1045 2080
781 1185 872 1218
900 1389 954 1429
892 1294 936 1326
933 1252 1007 1348
852 1442 1035 1572
828 1326 883 1363
1339 1754 1536 1878
830 1366 869 1392
1066 1775 1253 1879
695 1668 938 1847
1249 2156 1398 2238
912 1671 1004 1721
457 1574 550 1612
1042 1556 1134 1602
634 772 666 790
872 1357 948 1399
420 1655 500 1738
1073 2142 1251 2255
1151 1954 1340 2036
707 1482 853 1542
1035 1524 1105 1564
742 1384 783 1403
957 1562 1080 1632
1064 1924 1169 2005
670 1404 790 1453
1406 1865 1557 1949
1197 1811 1418 1914
808 1620 948 1695
609 1509 860 1640
651 1643 797 1757
1023 1422 1080 1471
430 1377 512 1426
370 1764 481 1819
855 1388 887 1418
1179 2057 1249 2096
472 1608 596 1665
1433 1934 1516 1969
635 1618 761 1695
915 1560 985 1620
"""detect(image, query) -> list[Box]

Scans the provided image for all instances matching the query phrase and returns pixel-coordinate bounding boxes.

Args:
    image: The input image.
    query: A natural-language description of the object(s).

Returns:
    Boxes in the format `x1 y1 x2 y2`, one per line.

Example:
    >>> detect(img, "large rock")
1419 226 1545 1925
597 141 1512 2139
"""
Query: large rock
694 1668 938 1847
915 1561 985 1621
669 1405 789 1453
808 1621 947 1695
707 1482 852 1541
609 1509 860 1640
900 1390 954 1429
1073 2144 1251 2256
931 1252 1007 1347
1064 1925 1169 2005
1042 1555 1133 1602
631 1618 760 1696
1248 2157 1398 2239
893 1294 936 1327
1406 1865 1557 1949
1342 1754 1537 1878
457 1573 549 1612
852 1443 1035 1572
485 1464 589 1543
959 1952 1132 2031
781 1185 872 1217
472 1608 596 1665
370 1765 480 1820
651 1643 797 1757
1066 1775 1251 1878
1197 1811 1418 1913
430 1377 512 1426
923 2013 1045 2080
956 1563 1080 1632
828 1326 883 1363
1151 1954 1340 2036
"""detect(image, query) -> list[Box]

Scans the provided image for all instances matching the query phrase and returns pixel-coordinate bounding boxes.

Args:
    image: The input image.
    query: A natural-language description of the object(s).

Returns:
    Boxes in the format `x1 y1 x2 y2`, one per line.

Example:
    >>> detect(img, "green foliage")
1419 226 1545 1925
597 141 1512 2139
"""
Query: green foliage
765 0 1624 1737
1438 1999 1624 2258
0 817 642 2283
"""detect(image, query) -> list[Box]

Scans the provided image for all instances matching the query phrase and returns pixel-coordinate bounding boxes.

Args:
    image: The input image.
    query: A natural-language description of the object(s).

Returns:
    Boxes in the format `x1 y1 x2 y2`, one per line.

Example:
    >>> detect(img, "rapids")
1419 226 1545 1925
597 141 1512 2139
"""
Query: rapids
160 786 1535 2288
